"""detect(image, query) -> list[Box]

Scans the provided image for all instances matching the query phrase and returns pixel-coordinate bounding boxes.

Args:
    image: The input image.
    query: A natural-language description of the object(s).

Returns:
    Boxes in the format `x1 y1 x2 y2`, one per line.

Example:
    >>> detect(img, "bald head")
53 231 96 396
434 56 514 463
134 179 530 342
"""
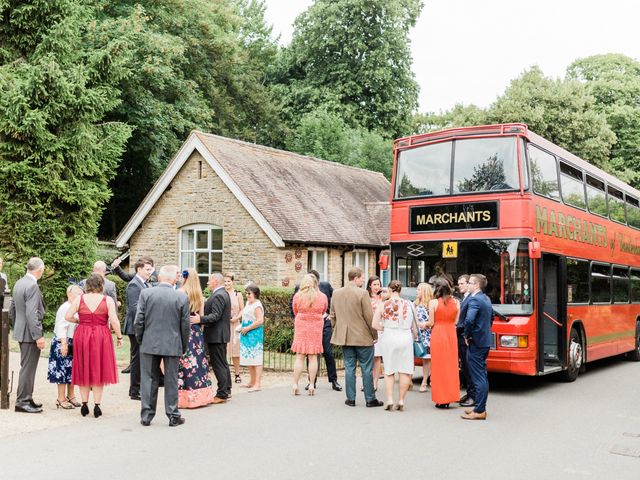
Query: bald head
93 260 107 277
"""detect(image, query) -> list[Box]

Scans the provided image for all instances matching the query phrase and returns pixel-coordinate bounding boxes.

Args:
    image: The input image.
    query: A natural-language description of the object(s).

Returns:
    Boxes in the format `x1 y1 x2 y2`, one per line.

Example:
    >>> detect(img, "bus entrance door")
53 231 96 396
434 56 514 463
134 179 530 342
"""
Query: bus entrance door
538 254 567 373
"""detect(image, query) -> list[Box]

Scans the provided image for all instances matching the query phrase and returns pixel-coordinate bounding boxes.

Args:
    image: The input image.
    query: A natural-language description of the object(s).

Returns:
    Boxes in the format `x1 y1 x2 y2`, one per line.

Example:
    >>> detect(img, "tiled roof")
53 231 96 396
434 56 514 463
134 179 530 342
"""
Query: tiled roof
195 132 391 247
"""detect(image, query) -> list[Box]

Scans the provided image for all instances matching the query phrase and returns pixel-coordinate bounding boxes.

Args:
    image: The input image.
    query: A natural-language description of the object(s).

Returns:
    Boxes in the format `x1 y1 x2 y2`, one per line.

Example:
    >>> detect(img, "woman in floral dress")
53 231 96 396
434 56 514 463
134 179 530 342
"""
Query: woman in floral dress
240 284 265 392
178 268 215 408
415 282 434 392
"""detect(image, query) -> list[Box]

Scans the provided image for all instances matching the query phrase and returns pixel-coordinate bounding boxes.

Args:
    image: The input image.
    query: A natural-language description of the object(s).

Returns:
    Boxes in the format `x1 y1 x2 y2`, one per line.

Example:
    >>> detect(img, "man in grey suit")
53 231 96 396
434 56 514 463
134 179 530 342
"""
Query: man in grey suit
79 260 118 306
10 257 46 413
135 265 190 427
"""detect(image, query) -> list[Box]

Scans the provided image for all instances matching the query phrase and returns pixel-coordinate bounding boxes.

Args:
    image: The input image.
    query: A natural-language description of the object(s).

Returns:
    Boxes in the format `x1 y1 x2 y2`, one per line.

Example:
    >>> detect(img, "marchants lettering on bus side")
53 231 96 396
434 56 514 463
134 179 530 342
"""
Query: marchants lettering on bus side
415 210 491 225
535 205 608 247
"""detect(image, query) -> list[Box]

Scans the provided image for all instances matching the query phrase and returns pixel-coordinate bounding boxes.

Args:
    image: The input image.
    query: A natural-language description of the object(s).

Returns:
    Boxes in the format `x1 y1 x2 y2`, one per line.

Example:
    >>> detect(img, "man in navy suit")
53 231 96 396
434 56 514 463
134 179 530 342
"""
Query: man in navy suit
456 274 475 405
461 274 493 420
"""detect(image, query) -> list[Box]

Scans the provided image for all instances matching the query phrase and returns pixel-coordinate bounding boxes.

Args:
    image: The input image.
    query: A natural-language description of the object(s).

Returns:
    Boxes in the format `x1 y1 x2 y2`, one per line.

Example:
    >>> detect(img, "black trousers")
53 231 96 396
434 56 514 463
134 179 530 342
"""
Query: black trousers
457 328 474 398
307 319 338 384
207 342 231 399
128 334 141 397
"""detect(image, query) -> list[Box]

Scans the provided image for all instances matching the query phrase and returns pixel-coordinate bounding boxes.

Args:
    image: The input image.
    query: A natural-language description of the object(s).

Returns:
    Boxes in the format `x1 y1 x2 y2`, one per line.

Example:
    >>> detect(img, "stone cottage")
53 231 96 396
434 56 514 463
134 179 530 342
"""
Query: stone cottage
115 131 391 288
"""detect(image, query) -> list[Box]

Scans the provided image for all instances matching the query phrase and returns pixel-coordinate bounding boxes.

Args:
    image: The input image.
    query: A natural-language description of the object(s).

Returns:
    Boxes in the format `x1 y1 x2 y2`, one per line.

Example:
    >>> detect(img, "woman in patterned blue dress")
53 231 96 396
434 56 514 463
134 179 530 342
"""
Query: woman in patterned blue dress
178 269 215 408
48 285 83 409
240 284 265 392
415 282 434 392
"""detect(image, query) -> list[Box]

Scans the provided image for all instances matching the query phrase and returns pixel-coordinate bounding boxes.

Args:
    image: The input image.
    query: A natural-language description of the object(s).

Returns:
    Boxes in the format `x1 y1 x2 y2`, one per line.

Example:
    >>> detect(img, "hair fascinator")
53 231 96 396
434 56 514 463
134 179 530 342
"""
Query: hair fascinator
182 270 189 279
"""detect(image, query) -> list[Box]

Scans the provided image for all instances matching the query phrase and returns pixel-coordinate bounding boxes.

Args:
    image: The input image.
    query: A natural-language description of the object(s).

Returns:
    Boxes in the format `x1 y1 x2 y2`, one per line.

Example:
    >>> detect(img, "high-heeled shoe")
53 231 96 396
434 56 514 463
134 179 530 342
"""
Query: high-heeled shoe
80 402 89 417
308 385 315 396
394 402 405 411
94 404 102 418
384 403 393 411
66 396 81 407
435 403 450 409
56 399 73 410
292 385 300 396
234 374 242 384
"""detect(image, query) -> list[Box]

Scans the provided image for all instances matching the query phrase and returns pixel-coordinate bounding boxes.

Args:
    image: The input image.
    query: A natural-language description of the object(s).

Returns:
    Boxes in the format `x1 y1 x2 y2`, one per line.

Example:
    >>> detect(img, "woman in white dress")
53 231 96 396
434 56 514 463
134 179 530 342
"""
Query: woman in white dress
239 284 265 392
373 280 417 411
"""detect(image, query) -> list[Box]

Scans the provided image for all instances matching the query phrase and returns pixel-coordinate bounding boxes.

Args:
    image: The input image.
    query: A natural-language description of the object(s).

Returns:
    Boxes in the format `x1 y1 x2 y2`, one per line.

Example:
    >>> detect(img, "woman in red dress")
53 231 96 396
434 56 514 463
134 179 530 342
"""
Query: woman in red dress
66 274 122 417
291 274 328 396
426 277 460 408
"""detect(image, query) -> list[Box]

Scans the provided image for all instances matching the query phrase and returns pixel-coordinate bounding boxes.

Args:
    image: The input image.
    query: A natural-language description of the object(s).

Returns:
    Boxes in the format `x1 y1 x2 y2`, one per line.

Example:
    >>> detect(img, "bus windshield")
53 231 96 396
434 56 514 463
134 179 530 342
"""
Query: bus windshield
394 239 532 315
395 136 521 198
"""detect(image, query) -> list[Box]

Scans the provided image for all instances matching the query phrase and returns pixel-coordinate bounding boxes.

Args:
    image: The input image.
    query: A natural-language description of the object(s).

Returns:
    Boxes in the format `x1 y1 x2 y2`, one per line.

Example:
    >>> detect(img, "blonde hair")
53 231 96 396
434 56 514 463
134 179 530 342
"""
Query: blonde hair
181 268 204 313
297 273 319 307
415 282 434 307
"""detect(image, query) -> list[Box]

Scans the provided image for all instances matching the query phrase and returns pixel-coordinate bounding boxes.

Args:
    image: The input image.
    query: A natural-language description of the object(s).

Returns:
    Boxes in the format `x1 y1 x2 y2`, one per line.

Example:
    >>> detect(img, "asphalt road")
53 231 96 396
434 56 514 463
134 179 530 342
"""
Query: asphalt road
1 356 639 480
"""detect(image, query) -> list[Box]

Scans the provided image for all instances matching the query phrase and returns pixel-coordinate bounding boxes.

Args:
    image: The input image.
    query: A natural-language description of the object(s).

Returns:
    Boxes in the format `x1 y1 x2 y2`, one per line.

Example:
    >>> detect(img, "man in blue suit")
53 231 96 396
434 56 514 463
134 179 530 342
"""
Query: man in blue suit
456 274 475 405
461 274 493 420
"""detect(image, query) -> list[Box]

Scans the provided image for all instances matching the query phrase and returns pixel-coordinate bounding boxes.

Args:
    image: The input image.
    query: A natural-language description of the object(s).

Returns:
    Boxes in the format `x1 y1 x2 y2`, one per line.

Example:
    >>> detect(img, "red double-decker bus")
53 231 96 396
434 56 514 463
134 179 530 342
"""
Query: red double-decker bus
391 123 640 380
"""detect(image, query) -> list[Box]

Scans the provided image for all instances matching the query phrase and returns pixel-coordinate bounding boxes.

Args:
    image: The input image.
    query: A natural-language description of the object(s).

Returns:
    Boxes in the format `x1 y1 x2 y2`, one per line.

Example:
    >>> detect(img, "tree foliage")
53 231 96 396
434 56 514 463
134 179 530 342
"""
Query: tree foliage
98 0 282 237
567 54 640 186
0 0 132 319
270 0 422 138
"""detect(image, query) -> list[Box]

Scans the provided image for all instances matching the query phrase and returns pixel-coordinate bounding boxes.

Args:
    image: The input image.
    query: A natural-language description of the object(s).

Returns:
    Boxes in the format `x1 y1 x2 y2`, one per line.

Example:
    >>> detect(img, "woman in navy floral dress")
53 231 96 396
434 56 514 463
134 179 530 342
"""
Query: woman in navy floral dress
178 269 215 408
48 285 84 409
415 282 434 392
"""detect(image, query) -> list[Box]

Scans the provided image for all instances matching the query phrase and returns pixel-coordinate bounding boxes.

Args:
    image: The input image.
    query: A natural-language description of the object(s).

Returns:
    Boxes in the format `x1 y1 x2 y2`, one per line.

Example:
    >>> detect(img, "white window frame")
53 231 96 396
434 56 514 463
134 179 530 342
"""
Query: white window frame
179 223 223 286
352 250 369 284
307 248 328 282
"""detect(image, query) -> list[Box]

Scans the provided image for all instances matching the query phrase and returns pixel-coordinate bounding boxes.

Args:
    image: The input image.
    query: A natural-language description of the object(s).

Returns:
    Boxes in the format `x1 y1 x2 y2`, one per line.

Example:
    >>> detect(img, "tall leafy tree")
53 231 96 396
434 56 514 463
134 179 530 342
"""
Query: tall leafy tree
98 0 282 237
567 54 640 186
271 0 422 138
0 0 132 319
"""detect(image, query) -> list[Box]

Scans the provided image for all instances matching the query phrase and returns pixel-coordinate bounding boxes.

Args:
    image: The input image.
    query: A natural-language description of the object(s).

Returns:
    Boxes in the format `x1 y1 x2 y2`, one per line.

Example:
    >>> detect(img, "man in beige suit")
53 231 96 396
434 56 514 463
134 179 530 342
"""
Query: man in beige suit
330 267 383 407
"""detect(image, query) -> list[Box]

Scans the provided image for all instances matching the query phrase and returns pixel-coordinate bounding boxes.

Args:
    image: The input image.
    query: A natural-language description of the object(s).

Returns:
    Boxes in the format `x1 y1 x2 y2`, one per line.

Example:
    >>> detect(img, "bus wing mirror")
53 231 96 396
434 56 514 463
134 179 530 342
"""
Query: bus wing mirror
528 238 541 259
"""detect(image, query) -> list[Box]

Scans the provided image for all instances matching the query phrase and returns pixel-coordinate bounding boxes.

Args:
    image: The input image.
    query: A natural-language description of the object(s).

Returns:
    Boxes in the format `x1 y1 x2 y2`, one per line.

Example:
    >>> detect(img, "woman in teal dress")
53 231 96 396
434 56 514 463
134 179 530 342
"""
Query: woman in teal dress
240 284 265 392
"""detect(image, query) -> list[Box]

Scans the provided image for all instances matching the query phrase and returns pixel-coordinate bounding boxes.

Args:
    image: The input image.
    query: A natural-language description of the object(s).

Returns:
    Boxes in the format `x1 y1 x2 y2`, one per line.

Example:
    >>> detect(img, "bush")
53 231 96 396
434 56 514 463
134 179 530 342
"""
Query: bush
256 286 295 353
107 274 128 324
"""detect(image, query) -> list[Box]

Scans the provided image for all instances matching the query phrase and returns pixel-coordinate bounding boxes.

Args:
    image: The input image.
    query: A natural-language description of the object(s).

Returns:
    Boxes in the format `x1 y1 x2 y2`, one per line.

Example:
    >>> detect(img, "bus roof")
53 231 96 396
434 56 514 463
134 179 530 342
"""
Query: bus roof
395 123 640 201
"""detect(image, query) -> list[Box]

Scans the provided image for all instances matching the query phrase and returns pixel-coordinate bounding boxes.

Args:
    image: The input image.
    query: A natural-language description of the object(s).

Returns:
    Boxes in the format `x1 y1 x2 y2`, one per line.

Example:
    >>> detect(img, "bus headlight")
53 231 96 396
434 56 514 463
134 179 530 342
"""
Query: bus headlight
500 335 528 348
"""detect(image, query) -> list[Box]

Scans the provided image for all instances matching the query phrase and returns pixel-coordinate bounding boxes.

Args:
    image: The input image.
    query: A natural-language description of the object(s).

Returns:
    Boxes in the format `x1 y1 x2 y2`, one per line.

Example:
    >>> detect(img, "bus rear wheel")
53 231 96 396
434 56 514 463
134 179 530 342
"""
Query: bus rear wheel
562 328 583 382
627 321 640 362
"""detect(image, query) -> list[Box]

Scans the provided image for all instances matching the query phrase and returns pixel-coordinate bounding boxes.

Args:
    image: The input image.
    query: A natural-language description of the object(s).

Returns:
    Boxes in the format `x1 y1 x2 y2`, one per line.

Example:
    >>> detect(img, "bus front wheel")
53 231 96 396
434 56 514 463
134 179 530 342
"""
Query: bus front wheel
562 328 583 382
627 321 640 362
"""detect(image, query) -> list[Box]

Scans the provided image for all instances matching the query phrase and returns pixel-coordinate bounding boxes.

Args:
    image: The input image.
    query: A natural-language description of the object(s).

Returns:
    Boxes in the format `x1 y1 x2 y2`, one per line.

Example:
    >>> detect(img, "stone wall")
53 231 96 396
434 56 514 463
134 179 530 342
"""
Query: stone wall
129 151 279 287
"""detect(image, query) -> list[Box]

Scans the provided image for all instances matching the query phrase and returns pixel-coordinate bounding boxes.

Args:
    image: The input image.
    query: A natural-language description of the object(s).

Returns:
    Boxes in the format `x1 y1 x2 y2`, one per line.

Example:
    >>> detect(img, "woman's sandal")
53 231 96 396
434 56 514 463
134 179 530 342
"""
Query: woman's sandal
66 396 81 408
234 374 242 384
56 399 74 410
418 384 428 392
435 403 450 409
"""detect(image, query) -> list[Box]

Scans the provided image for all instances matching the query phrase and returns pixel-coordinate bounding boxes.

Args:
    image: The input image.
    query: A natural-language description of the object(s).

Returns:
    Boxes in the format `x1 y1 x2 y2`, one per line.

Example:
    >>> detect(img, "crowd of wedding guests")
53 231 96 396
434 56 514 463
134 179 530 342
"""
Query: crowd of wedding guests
7 255 493 426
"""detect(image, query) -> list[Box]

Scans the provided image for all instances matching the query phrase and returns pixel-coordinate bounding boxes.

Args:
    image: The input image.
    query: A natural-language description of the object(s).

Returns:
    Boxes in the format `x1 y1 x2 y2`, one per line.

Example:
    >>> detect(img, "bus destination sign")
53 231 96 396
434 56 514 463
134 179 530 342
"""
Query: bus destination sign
410 201 499 233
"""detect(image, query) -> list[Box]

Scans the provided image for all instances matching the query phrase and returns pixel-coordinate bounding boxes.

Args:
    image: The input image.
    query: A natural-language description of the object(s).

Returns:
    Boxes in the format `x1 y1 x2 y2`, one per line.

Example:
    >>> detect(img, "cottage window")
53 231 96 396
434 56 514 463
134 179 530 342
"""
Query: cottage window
352 250 369 284
307 248 328 282
180 224 223 288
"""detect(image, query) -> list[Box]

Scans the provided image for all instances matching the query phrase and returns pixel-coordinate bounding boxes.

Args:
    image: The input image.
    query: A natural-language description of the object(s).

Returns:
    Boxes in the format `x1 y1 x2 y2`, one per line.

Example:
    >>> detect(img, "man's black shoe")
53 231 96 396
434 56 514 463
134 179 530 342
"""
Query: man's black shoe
121 365 131 374
366 399 384 408
344 399 356 407
15 405 42 414
29 400 43 409
140 420 151 426
169 416 185 427
459 398 476 407
130 395 141 401
331 380 343 392
459 394 469 403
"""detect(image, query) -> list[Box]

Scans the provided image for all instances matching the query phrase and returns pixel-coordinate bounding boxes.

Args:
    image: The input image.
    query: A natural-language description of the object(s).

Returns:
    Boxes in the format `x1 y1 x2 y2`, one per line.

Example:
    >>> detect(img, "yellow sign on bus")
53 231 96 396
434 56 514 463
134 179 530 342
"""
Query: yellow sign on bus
442 242 458 258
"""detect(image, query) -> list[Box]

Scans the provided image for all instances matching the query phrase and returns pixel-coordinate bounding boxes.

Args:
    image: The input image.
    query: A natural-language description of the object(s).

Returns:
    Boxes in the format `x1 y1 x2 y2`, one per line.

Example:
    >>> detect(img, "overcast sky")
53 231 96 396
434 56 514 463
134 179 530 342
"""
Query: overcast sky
263 0 640 113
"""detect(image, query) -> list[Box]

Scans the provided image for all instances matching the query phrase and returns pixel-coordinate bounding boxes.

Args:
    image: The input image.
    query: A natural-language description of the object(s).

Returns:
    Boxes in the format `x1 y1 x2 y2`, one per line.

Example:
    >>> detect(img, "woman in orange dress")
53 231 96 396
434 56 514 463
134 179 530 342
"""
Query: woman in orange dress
291 274 328 396
426 277 460 408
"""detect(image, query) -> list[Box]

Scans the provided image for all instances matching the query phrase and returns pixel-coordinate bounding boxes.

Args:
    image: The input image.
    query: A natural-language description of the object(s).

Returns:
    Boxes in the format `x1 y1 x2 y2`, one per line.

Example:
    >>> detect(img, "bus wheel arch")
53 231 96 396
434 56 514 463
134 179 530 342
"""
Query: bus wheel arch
627 318 640 362
562 322 585 382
